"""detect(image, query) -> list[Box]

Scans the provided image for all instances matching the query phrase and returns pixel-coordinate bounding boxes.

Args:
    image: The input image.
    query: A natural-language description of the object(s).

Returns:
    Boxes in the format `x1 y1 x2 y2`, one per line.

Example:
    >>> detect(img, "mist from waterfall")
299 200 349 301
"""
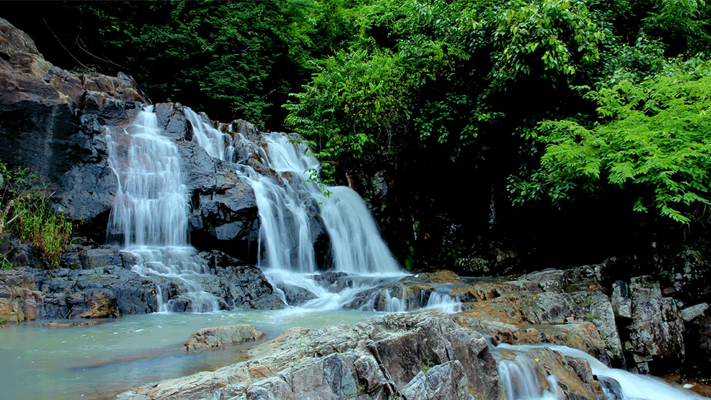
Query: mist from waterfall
106 106 219 312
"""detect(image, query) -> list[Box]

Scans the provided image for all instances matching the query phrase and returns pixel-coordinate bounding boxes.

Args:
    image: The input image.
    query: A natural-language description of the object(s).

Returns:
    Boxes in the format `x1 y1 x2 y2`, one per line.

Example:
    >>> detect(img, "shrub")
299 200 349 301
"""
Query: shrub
0 162 73 268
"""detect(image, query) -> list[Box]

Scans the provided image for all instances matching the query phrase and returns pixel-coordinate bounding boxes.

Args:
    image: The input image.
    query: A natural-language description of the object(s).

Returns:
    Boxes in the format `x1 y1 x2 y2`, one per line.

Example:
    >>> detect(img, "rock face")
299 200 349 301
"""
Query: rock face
117 311 605 400
0 17 148 236
0 18 267 262
624 275 685 374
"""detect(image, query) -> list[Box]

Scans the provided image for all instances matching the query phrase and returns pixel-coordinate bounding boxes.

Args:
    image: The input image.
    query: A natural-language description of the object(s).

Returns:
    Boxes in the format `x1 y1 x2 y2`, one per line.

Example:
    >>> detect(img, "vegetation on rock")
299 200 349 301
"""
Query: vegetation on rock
0 162 73 268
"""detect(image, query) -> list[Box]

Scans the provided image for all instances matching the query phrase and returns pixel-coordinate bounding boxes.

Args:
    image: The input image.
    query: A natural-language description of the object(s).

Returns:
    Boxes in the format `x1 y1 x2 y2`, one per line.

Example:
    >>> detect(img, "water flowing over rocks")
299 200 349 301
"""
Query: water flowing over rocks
1 16 710 399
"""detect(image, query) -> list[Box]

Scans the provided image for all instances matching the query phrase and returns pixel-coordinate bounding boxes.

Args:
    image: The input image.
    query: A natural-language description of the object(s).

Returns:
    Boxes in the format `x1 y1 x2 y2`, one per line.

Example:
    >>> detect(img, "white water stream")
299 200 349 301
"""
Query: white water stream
496 343 708 400
185 109 417 311
106 106 218 312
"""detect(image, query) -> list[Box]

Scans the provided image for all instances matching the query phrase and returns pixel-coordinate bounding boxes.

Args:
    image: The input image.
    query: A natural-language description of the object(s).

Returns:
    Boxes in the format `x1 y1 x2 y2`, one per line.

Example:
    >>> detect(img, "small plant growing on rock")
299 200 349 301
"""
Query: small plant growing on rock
0 162 73 268
0 254 12 270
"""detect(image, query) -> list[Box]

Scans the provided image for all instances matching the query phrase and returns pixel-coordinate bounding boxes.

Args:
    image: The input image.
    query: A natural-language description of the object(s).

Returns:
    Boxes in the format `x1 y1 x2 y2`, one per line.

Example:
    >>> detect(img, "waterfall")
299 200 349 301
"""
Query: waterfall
107 108 188 247
184 108 409 309
496 350 563 400
106 106 219 312
496 343 707 400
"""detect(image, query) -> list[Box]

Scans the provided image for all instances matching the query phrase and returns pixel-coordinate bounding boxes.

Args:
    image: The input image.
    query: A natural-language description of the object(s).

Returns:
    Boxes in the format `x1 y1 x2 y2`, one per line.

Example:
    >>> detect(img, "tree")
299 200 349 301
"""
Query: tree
511 57 711 227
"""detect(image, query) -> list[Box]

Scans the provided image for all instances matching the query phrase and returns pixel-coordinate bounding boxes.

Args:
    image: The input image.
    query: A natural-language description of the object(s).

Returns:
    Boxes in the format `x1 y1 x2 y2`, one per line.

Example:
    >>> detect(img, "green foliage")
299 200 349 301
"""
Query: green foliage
67 0 360 126
285 48 416 173
641 0 711 54
18 0 711 264
482 0 605 84
0 163 73 268
0 254 12 270
512 58 711 225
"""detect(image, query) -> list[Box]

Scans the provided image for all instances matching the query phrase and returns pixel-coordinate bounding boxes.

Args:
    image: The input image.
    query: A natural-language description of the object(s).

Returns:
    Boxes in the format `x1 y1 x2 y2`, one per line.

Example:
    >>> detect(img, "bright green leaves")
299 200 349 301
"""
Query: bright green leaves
518 58 711 224
285 48 415 174
484 0 605 85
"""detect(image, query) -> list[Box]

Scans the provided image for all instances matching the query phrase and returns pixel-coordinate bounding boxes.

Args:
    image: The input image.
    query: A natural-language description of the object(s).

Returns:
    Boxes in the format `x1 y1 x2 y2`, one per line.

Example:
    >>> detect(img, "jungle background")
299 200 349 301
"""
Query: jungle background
5 0 711 273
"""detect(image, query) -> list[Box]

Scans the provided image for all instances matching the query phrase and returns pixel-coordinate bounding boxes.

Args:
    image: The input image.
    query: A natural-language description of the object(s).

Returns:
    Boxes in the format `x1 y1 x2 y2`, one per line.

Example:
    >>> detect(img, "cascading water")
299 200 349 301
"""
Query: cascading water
106 106 219 312
495 350 564 400
184 109 422 310
496 343 707 400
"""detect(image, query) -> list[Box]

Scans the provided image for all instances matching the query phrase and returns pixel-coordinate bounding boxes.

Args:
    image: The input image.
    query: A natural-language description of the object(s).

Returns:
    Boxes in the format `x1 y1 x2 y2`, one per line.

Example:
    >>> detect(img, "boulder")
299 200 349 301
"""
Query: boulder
185 324 264 353
622 275 685 374
0 268 41 323
197 250 285 310
611 280 632 319
681 303 709 322
517 271 624 366
154 102 192 142
117 311 610 400
684 310 711 374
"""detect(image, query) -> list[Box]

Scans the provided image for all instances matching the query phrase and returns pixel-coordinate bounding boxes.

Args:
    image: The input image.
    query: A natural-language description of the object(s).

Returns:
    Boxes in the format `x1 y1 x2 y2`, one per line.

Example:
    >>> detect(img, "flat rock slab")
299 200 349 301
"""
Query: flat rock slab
186 324 264 353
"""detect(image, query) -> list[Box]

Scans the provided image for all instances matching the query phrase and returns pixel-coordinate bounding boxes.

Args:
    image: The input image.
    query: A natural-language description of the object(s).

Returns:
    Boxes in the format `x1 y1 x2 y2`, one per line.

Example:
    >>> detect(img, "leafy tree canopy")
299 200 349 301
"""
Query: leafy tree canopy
510 57 711 226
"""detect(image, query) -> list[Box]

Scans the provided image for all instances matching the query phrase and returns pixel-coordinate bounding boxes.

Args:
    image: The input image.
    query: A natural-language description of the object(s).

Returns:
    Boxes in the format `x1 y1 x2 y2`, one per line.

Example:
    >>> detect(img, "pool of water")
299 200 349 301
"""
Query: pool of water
0 308 380 400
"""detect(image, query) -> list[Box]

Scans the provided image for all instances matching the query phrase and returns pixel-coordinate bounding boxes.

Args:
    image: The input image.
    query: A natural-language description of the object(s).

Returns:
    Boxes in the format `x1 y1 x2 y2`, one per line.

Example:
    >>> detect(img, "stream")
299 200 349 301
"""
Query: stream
0 309 379 400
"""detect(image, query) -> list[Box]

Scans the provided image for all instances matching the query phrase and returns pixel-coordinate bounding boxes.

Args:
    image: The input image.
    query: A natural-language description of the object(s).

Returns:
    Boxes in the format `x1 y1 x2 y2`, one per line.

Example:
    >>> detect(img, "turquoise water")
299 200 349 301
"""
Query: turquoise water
0 309 379 399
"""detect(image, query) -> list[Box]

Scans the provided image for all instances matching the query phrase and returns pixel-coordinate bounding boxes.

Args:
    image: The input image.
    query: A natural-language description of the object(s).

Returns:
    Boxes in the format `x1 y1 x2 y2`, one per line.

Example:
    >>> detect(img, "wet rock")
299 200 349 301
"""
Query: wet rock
35 265 159 318
198 250 285 310
346 278 436 312
185 324 263 353
154 102 192 142
0 18 148 236
525 347 604 400
179 142 261 263
312 271 350 291
598 376 623 400
279 283 318 306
